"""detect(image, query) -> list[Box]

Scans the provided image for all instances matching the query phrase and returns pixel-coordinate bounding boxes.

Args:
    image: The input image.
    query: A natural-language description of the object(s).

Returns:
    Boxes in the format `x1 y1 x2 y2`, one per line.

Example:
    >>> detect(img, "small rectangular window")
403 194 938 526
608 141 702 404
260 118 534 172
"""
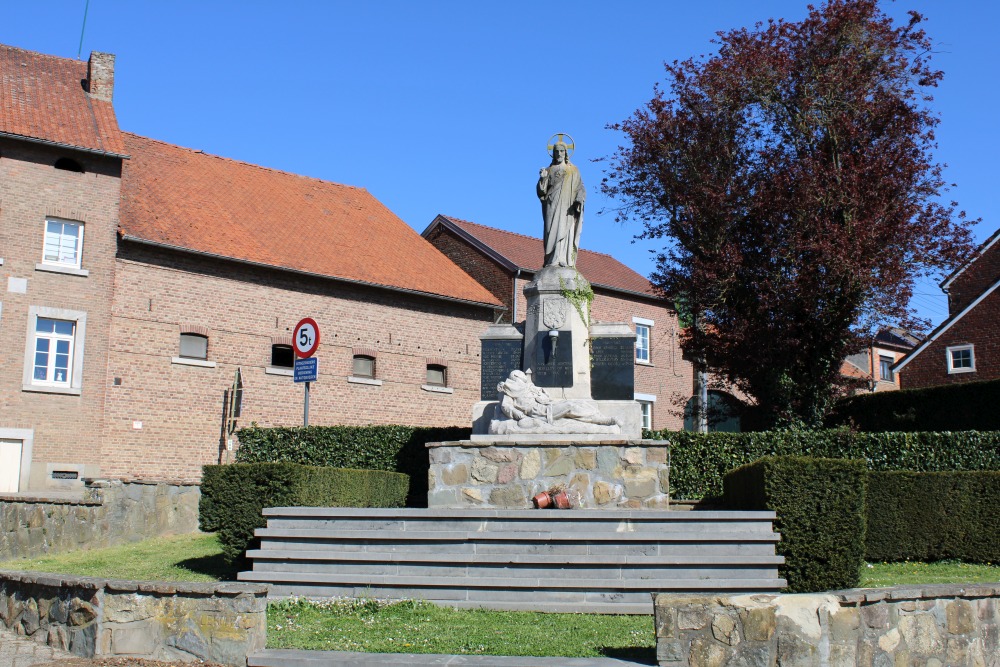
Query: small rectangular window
947 345 975 374
43 219 83 269
635 324 650 363
180 333 208 360
639 401 653 430
426 364 447 387
271 344 294 368
353 355 375 379
879 355 894 382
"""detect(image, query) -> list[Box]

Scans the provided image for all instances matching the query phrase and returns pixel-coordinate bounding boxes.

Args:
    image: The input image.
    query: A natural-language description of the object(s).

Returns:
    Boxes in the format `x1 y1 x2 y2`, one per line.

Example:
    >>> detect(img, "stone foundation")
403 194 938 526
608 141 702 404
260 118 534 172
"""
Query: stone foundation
0 479 200 561
426 439 669 509
654 584 1000 666
0 571 266 665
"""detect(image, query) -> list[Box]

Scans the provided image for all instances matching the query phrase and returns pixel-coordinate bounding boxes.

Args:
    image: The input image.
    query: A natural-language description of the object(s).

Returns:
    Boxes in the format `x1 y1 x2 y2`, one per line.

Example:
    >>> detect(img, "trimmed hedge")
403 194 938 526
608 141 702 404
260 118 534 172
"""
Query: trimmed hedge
199 462 409 565
866 470 1000 563
643 429 1000 499
723 456 868 593
826 378 1000 432
234 425 471 506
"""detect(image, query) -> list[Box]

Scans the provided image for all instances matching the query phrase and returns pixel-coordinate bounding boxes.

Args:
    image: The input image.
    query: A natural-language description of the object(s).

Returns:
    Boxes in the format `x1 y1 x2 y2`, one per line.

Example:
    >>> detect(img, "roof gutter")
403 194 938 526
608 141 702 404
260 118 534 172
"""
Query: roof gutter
120 235 506 312
0 131 130 159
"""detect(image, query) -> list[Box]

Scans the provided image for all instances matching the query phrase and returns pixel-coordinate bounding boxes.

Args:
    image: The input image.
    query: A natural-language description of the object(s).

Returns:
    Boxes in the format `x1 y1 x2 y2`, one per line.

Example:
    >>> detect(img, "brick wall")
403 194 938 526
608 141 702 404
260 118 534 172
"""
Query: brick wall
947 234 1000 314
423 226 516 321
0 138 120 489
102 244 495 480
900 286 1000 389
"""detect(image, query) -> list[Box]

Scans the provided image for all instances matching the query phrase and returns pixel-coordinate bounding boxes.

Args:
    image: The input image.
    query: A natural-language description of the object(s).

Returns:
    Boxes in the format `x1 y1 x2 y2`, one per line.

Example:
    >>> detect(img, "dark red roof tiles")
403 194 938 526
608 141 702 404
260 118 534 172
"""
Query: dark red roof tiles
119 134 502 307
439 215 658 297
0 45 124 155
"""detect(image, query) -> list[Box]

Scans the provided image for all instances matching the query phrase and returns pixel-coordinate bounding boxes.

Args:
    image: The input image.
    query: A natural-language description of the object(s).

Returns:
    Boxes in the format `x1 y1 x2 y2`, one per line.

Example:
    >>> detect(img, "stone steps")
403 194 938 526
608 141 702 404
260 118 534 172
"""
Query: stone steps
249 649 649 666
241 507 786 613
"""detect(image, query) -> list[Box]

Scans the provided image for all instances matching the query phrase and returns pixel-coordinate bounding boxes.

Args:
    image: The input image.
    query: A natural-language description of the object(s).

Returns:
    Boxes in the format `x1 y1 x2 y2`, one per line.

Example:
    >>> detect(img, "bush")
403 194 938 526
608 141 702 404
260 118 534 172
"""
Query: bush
866 470 1000 563
643 428 1000 499
234 425 470 507
826 378 1000 432
199 462 409 565
724 456 867 593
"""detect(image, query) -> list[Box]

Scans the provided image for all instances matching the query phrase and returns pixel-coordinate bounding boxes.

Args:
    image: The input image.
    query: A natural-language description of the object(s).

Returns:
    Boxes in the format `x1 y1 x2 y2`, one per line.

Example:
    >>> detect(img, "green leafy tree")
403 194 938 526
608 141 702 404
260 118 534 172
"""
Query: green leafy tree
602 0 975 427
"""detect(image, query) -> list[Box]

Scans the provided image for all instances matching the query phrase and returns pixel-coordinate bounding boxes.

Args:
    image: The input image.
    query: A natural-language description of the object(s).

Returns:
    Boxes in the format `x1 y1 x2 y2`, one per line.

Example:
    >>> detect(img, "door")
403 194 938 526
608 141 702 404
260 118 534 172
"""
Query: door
0 439 22 493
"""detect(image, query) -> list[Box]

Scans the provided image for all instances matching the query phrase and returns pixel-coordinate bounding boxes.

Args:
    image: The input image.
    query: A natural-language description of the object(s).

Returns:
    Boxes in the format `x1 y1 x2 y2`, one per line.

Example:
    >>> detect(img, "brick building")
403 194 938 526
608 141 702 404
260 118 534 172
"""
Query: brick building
842 328 919 393
422 215 700 431
894 227 1000 388
0 46 125 491
0 44 502 489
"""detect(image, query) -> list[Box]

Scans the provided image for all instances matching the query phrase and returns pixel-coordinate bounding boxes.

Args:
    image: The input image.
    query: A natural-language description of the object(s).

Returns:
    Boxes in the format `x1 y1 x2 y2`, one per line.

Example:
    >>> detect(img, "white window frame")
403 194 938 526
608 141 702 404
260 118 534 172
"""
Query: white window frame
39 218 87 274
946 344 976 374
633 317 653 364
22 306 87 395
635 392 657 430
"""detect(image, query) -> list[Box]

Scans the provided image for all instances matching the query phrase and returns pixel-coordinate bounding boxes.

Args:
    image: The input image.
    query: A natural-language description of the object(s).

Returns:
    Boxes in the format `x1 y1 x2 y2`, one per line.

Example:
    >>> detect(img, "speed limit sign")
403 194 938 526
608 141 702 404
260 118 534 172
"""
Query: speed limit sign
292 317 321 358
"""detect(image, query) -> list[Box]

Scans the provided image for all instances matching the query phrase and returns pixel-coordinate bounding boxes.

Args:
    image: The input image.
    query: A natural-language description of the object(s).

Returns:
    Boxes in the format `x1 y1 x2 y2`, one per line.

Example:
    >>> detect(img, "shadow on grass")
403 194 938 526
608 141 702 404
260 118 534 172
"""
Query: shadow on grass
176 552 240 582
598 646 657 664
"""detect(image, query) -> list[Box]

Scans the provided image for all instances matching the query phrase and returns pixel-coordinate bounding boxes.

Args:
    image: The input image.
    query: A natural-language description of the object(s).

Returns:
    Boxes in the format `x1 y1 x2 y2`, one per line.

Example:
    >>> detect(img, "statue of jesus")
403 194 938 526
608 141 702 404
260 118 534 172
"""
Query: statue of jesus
537 136 585 268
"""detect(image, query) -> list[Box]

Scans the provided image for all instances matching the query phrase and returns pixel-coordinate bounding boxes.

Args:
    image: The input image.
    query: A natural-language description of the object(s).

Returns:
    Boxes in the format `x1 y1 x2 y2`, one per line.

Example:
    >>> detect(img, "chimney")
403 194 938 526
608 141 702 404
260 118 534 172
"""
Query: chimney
87 52 116 102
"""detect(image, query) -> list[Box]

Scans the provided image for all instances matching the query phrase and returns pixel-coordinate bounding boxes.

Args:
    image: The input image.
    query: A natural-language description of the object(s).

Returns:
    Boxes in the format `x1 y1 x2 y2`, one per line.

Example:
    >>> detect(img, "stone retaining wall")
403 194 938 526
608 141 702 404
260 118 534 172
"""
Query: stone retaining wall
0 479 200 561
426 440 669 509
654 584 1000 666
0 570 266 665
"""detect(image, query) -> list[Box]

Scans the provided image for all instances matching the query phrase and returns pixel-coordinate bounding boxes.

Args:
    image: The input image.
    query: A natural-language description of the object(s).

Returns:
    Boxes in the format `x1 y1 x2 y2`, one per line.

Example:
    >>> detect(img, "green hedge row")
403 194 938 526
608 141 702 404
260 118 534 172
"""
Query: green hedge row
723 456 868 593
234 425 471 506
866 470 1000 563
644 429 1000 499
826 378 1000 432
200 463 409 565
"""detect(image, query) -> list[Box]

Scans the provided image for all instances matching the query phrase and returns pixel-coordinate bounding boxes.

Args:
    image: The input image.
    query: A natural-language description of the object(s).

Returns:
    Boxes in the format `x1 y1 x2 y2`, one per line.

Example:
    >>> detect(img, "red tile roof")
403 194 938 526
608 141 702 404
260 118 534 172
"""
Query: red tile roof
119 134 502 307
431 215 660 298
0 45 125 156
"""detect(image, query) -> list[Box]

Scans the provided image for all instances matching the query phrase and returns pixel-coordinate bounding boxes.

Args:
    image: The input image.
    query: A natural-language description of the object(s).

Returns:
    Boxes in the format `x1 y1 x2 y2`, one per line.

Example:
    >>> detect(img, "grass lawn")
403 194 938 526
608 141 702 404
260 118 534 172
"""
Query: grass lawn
268 597 655 660
0 532 236 582
860 560 1000 587
3 533 1000 660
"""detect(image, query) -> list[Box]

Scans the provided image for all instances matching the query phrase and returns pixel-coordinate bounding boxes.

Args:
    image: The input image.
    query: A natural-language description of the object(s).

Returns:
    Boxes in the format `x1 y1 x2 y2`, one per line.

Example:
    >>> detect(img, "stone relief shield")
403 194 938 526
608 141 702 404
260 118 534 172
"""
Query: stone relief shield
542 298 568 330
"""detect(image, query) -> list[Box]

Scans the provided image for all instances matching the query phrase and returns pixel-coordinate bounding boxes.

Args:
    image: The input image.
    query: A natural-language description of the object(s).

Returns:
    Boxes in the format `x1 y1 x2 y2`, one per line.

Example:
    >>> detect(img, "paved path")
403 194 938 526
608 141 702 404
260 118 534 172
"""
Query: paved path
0 628 76 667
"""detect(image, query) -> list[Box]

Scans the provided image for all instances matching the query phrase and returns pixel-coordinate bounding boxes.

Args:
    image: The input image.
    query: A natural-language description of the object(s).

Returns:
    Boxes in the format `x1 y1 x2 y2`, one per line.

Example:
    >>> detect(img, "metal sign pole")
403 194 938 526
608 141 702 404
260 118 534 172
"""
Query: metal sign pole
304 381 310 427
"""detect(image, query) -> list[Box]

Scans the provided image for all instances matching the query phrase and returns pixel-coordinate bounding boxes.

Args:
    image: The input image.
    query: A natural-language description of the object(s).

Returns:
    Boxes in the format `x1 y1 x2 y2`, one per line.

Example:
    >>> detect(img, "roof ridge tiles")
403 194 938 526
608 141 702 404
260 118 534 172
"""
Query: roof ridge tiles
121 132 364 191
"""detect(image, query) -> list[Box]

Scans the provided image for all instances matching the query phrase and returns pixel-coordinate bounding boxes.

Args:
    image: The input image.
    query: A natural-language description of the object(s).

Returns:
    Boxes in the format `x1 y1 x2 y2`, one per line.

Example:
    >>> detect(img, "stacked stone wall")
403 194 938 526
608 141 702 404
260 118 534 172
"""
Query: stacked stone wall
0 480 199 561
427 440 670 509
0 571 265 665
655 586 1000 666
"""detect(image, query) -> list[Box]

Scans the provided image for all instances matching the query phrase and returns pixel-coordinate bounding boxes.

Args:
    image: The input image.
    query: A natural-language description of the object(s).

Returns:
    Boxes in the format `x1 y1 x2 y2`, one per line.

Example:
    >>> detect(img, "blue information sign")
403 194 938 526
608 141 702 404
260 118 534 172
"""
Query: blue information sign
294 357 319 383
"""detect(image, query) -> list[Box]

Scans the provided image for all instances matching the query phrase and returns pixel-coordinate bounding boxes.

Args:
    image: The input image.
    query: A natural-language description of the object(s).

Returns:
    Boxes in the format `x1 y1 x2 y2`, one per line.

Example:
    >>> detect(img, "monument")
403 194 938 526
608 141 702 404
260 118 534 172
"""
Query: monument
473 134 642 440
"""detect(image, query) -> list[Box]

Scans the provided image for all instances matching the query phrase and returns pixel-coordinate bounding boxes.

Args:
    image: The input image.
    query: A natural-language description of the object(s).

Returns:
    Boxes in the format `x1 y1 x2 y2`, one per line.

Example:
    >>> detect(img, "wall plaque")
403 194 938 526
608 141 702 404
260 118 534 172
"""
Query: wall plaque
481 339 523 400
591 337 635 400
533 330 574 387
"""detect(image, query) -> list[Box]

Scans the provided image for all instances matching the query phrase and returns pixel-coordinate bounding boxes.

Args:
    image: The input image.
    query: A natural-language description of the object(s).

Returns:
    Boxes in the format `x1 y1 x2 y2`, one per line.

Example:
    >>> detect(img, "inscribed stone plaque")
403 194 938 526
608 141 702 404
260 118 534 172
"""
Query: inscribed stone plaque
533 330 574 388
481 339 523 400
591 337 635 400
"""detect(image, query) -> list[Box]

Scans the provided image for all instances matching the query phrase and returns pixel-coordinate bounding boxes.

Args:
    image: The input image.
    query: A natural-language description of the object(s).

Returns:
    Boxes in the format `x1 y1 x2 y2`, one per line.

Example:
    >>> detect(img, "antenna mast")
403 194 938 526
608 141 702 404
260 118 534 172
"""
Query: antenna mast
76 0 91 59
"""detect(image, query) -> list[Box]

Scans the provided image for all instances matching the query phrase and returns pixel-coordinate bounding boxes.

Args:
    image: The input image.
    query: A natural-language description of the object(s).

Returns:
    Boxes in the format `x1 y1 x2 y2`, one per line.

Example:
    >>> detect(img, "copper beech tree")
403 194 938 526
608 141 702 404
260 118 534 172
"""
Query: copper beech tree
602 0 975 428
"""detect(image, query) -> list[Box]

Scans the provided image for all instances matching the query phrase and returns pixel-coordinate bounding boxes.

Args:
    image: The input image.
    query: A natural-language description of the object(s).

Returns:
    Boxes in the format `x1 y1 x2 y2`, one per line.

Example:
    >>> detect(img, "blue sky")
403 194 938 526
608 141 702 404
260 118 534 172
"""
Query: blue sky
4 1 997 328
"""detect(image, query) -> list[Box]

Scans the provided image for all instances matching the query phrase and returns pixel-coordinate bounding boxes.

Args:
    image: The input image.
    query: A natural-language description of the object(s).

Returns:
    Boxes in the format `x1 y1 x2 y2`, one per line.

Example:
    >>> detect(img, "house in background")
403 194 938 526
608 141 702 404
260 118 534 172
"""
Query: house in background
0 46 125 492
0 43 502 489
423 215 706 431
895 226 1000 389
842 328 919 392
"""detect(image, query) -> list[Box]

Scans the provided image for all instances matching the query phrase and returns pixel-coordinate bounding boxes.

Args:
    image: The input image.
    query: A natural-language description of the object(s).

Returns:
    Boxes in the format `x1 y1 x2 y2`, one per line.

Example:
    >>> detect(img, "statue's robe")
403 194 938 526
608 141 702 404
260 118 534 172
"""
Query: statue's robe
538 162 586 267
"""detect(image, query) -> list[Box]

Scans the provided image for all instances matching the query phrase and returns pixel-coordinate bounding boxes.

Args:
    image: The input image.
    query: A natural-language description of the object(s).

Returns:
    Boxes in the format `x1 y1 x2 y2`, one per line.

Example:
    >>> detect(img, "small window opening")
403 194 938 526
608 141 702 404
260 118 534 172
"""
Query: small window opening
353 355 375 379
179 333 208 360
54 158 84 173
426 364 447 387
271 344 294 368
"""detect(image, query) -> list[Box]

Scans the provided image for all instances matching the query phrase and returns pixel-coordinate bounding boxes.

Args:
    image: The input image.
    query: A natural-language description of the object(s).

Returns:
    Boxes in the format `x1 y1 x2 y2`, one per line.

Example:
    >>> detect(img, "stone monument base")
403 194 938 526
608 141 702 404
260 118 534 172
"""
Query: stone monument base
426 439 669 509
472 400 642 440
